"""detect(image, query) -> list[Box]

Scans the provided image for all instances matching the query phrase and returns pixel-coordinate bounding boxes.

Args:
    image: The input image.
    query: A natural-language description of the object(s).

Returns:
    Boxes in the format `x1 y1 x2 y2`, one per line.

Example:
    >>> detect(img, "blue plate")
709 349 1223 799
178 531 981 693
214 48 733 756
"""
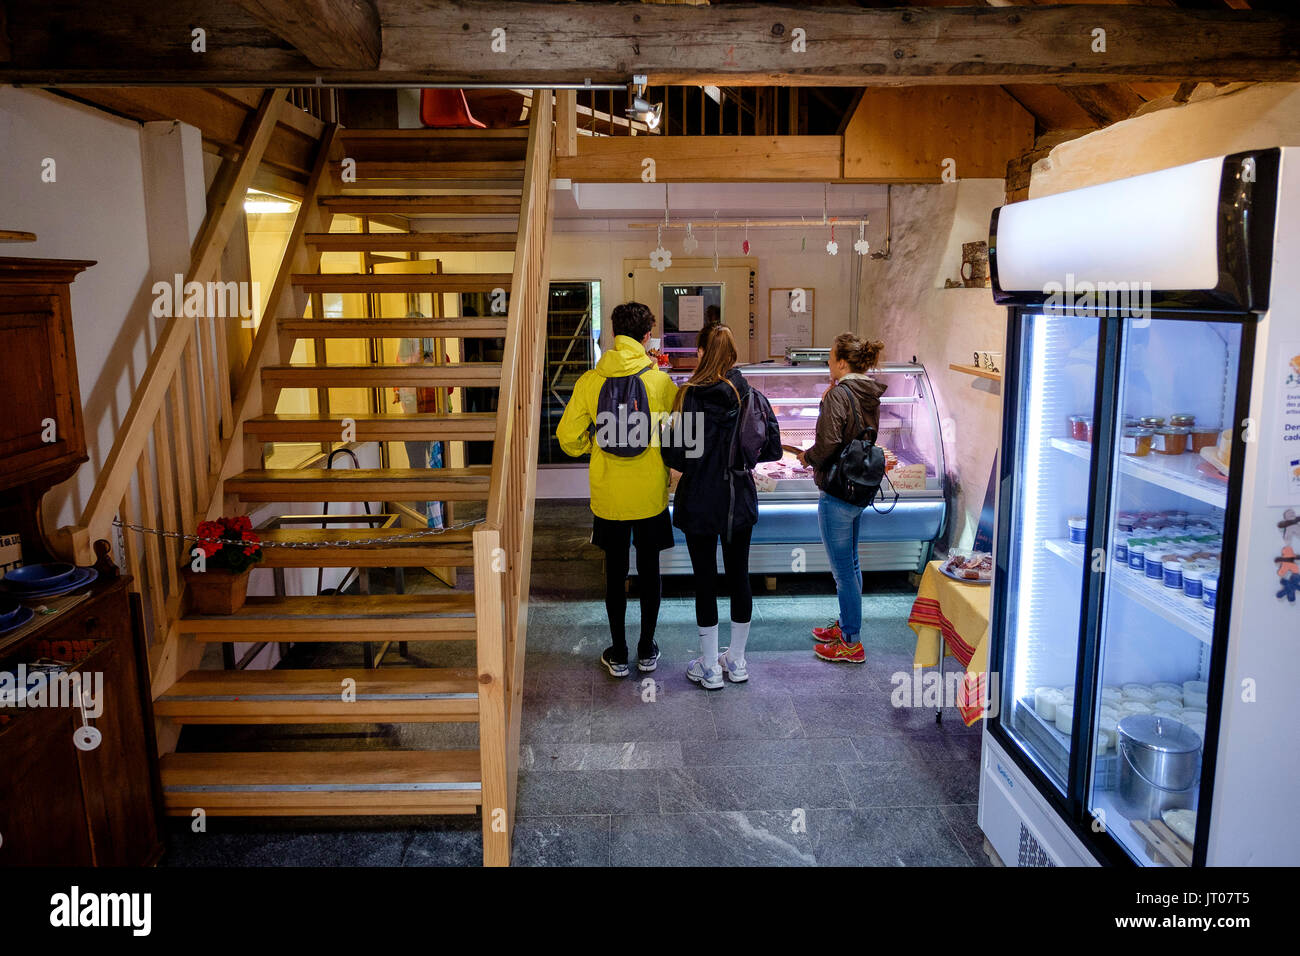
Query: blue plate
0 605 35 636
0 600 20 625
2 562 77 590
8 566 97 600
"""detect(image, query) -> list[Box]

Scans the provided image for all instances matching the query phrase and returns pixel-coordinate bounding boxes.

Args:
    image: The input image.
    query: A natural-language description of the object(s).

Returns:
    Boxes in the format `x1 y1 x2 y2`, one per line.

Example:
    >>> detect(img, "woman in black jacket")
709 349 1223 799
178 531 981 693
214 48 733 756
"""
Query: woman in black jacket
663 325 781 690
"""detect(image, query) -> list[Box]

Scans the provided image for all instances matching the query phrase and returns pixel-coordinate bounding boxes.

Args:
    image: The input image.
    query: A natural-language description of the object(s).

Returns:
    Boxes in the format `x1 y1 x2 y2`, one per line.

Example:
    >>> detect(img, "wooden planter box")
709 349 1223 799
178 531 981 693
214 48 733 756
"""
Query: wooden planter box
183 567 251 615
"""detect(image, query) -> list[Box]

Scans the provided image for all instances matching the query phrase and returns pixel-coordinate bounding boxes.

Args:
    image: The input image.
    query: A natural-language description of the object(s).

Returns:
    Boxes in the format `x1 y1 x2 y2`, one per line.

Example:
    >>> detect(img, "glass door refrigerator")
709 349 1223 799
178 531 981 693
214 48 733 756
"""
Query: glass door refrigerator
979 148 1300 867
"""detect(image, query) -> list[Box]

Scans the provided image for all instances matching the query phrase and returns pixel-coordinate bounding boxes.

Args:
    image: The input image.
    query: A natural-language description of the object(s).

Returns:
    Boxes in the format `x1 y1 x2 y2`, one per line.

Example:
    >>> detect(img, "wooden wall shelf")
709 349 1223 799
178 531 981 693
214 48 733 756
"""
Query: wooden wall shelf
950 362 1002 382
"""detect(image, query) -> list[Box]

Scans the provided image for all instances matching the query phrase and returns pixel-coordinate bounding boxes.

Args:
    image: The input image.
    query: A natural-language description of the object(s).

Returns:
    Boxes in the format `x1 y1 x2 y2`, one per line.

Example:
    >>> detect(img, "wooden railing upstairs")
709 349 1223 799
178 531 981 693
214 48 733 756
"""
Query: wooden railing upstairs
474 89 554 868
54 89 335 665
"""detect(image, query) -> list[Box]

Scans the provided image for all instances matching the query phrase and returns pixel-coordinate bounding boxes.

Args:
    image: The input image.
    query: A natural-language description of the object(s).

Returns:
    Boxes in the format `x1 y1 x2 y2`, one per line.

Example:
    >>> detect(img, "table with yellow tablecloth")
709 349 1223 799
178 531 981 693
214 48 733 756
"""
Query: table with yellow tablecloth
908 560 993 726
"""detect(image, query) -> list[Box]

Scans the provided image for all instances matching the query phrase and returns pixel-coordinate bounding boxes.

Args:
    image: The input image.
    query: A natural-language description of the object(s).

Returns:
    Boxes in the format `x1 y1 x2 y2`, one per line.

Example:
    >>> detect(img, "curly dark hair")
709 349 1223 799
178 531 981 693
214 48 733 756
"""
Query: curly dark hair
611 301 655 341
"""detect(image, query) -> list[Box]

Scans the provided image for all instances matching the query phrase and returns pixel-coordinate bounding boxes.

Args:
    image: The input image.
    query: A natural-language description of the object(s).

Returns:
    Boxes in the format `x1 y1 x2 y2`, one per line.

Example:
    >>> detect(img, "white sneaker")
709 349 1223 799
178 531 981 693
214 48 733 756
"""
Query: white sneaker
718 648 748 683
686 657 724 690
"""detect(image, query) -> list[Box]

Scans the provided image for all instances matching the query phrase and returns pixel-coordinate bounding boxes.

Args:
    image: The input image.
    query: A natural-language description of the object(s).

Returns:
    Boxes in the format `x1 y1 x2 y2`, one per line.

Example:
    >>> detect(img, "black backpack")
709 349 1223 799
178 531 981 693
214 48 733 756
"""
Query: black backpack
823 383 898 513
724 384 782 538
594 363 655 457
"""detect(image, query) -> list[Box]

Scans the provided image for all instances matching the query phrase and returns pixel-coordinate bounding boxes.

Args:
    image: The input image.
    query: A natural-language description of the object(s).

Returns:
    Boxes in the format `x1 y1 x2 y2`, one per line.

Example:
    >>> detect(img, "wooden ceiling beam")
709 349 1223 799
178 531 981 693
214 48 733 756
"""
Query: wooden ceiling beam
1058 83 1146 127
2 2 1297 86
234 0 382 70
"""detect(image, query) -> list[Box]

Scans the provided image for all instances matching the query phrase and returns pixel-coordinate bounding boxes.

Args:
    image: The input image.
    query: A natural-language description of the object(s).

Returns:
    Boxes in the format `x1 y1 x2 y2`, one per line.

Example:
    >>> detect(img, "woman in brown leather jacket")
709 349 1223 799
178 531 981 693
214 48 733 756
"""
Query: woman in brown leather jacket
796 332 887 663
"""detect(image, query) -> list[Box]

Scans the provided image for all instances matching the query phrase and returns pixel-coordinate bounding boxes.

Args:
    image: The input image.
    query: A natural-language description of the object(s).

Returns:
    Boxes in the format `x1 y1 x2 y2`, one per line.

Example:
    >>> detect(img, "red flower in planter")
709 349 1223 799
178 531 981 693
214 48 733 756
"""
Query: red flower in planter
196 520 225 558
190 516 264 573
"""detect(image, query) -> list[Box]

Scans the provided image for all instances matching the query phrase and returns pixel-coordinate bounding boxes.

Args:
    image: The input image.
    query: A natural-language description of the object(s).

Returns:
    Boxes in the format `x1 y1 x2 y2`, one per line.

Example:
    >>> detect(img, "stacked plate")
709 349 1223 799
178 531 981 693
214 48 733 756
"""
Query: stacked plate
1 562 98 602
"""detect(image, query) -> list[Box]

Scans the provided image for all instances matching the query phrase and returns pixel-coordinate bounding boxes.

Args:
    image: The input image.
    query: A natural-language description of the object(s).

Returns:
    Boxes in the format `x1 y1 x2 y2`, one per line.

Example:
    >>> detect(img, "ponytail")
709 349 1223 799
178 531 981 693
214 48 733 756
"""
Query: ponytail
832 332 884 373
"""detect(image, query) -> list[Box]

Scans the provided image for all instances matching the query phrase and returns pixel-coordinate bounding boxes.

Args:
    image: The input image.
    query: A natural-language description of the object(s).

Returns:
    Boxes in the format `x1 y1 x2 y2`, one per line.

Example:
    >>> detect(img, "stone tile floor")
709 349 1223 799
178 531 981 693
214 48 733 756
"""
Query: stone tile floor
164 501 989 867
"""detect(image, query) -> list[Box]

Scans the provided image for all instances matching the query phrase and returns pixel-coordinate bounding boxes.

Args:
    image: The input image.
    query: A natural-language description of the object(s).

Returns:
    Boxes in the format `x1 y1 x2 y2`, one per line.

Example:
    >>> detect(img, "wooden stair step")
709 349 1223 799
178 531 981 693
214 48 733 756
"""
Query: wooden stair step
262 363 502 389
227 467 491 503
304 232 517 253
332 160 525 181
182 592 477 640
155 667 480 724
160 750 481 816
279 315 508 338
245 412 497 443
319 196 520 216
291 272 513 293
337 128 528 164
254 527 478 569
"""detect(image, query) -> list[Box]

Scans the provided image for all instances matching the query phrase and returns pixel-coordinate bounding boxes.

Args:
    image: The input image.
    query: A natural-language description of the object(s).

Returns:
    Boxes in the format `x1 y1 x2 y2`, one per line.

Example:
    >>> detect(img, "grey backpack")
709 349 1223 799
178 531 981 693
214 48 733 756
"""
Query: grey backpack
594 364 655 457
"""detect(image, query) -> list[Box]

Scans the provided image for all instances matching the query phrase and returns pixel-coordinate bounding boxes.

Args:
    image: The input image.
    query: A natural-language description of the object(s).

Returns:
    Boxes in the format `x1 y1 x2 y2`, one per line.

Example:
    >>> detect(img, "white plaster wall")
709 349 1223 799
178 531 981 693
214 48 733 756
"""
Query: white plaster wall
0 89 203 534
856 180 1008 550
1030 83 1300 198
548 223 863 362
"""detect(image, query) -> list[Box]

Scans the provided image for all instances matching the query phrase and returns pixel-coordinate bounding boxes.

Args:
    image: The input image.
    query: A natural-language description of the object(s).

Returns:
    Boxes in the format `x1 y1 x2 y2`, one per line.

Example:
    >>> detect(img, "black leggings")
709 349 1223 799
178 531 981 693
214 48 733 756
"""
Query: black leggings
604 544 662 654
684 526 753 628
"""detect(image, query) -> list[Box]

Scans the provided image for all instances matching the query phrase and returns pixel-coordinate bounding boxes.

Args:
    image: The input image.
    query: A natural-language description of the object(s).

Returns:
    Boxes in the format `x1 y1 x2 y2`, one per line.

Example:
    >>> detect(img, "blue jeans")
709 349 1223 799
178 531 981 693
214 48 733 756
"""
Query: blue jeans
818 490 865 641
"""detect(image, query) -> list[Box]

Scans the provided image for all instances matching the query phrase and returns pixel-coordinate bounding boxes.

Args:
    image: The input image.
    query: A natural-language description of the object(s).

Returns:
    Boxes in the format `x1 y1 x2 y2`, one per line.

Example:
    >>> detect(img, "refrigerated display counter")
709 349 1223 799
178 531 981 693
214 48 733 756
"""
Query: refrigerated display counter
651 360 947 576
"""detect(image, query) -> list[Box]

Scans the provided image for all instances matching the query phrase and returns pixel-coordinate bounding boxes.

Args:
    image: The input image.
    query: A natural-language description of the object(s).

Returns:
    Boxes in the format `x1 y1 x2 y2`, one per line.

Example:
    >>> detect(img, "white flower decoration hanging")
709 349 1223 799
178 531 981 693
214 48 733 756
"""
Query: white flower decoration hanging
826 239 838 256
682 223 699 253
854 238 870 255
650 224 672 272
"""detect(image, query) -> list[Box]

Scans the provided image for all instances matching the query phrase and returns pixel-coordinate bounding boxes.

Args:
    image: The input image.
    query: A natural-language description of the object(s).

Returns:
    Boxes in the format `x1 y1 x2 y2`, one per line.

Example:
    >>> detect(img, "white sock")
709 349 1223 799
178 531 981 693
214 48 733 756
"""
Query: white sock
728 620 751 665
698 624 719 671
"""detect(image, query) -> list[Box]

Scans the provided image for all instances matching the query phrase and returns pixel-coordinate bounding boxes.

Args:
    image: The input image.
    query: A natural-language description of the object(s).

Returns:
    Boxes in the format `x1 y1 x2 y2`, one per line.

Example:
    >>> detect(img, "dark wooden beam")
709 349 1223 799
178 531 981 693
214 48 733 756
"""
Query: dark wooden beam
234 0 381 70
1059 83 1146 127
1 2 1297 86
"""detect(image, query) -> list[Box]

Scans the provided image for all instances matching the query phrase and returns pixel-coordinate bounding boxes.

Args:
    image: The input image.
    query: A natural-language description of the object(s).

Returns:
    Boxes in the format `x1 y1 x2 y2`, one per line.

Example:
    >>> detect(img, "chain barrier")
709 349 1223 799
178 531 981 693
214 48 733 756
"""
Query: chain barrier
112 517 485 549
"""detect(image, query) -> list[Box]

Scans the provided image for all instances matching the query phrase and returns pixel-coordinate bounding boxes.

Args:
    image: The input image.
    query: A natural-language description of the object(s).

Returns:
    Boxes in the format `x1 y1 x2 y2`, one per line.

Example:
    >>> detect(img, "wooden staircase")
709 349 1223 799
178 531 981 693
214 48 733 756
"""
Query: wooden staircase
61 91 554 865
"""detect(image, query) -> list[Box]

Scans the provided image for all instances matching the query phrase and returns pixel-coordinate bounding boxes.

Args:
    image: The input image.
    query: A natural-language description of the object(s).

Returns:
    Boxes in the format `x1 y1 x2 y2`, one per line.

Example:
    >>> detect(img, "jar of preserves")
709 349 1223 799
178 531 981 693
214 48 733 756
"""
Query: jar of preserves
1068 415 1093 442
1152 426 1189 455
1170 414 1196 428
1139 416 1166 429
1190 426 1219 453
1121 427 1153 457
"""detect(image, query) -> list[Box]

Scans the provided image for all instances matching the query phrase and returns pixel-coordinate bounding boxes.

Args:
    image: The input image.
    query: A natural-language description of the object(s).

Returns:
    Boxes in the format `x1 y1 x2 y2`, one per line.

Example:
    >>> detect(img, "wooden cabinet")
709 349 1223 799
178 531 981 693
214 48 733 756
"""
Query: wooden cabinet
0 577 163 866
0 257 94 563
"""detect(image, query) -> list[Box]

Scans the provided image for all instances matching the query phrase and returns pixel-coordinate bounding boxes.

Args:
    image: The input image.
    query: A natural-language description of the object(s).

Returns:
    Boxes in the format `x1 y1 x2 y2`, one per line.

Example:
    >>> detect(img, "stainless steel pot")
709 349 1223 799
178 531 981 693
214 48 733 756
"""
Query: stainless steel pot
1117 714 1202 819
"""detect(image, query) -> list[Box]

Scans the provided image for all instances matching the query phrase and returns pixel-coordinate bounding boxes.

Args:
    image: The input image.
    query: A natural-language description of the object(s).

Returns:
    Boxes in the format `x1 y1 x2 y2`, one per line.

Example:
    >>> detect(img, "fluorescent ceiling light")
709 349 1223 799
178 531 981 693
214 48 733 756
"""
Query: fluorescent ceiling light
244 199 294 214
703 85 723 105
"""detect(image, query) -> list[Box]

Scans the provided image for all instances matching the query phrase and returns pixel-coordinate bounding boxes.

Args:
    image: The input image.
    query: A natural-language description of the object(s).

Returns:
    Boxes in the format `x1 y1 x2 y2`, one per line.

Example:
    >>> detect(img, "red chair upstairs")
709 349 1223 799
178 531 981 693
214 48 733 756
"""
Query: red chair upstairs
420 89 487 129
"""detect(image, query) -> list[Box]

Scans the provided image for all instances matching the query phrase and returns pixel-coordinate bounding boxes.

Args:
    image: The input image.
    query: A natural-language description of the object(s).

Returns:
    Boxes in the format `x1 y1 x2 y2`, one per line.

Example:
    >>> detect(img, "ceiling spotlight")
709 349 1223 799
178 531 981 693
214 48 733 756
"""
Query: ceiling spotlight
626 74 663 130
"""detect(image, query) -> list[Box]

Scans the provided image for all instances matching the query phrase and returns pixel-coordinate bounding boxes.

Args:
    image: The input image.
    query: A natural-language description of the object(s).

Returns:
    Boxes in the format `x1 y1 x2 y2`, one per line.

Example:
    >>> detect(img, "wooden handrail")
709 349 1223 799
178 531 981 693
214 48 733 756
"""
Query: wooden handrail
63 89 289 561
476 89 554 867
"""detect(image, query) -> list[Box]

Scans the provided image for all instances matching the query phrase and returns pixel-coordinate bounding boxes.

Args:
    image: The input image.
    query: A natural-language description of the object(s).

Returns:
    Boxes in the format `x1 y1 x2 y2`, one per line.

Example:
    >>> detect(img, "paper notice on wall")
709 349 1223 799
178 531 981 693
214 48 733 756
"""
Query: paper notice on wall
890 464 927 491
678 295 704 331
1273 341 1300 505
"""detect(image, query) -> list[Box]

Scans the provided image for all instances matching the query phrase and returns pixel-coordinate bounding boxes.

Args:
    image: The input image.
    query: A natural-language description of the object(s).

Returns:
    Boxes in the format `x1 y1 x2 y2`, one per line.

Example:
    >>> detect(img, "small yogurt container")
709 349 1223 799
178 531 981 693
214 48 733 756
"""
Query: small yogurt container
1182 563 1205 600
1113 533 1129 565
1129 542 1147 571
1068 516 1087 545
1144 550 1165 580
1162 557 1184 589
1203 573 1219 609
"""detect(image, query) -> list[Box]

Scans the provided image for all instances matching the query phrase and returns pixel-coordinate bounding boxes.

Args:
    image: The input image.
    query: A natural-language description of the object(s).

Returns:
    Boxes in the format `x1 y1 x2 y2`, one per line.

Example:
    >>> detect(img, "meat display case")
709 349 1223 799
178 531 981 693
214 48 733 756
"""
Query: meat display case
653 360 948 575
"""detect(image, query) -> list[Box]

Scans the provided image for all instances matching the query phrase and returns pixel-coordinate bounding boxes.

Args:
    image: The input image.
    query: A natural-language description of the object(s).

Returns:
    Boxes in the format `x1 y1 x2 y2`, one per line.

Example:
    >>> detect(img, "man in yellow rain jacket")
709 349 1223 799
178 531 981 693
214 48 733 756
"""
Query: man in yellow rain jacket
558 302 678 678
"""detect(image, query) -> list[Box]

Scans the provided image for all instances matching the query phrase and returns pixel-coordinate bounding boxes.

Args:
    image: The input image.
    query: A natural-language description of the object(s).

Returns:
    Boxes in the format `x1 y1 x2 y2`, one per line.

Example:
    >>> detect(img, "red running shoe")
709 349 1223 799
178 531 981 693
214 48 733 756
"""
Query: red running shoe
811 619 842 642
814 639 865 664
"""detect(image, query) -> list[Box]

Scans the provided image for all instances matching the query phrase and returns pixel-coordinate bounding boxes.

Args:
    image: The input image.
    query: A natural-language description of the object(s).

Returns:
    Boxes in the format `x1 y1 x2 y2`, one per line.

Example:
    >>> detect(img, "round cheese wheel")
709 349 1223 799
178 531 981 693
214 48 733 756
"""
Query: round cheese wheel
1055 702 1074 735
1183 681 1209 709
1151 682 1183 702
1152 699 1181 714
1034 687 1063 722
1122 684 1155 702
1119 701 1153 716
